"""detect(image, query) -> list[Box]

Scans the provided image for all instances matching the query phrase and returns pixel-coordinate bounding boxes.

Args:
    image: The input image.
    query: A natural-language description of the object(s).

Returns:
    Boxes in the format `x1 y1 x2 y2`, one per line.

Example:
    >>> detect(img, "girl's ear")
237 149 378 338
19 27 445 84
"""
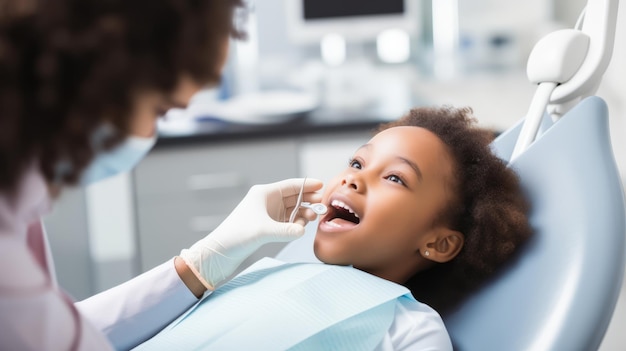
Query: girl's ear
420 228 464 263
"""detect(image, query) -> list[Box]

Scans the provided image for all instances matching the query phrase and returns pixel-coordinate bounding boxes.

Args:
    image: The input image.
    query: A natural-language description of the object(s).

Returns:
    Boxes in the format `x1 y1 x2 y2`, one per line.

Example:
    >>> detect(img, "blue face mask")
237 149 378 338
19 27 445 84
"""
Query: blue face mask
80 133 157 185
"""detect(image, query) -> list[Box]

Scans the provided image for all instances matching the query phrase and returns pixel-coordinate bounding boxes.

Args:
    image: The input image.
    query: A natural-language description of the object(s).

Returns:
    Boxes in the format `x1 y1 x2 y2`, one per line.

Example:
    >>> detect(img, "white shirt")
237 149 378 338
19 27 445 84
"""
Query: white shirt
376 297 453 350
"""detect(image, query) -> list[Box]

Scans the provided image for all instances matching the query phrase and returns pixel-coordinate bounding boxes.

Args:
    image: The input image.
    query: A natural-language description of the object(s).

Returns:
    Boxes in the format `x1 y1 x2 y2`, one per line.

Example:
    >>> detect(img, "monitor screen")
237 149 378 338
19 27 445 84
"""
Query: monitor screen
303 0 404 20
286 0 419 44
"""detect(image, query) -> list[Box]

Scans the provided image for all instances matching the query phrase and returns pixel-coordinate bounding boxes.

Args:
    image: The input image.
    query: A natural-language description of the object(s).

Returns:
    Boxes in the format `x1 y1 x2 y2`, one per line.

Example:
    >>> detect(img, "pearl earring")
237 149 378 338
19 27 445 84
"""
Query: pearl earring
424 250 430 257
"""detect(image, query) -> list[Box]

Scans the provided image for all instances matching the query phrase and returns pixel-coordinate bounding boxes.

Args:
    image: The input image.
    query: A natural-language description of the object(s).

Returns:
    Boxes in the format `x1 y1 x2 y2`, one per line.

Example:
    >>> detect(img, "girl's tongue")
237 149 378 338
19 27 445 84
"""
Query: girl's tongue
322 202 361 229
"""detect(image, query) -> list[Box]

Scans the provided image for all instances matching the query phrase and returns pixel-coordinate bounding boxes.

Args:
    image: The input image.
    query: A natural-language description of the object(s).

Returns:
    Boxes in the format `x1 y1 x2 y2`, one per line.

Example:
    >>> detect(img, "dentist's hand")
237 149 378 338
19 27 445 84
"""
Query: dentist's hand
179 178 323 290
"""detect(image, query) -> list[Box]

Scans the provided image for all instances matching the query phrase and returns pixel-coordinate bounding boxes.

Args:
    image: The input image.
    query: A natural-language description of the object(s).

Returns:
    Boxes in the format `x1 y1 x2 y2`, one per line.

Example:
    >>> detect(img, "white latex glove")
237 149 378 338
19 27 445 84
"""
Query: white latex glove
179 178 323 290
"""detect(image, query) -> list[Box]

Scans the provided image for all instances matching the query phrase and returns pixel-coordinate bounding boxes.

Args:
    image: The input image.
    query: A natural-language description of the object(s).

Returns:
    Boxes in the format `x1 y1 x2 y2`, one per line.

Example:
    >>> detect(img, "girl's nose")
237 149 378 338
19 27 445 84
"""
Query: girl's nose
341 173 364 192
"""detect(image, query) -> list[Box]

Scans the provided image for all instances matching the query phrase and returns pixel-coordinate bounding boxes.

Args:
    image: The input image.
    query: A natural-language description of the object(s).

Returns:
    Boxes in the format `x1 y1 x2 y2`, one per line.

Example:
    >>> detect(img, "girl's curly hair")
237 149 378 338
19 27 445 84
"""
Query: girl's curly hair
0 0 244 193
376 106 533 315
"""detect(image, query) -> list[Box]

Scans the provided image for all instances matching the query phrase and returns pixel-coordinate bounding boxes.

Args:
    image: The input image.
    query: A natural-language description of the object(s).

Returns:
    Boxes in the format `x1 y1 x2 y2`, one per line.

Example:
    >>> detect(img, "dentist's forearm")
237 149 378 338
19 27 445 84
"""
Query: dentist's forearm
174 256 207 298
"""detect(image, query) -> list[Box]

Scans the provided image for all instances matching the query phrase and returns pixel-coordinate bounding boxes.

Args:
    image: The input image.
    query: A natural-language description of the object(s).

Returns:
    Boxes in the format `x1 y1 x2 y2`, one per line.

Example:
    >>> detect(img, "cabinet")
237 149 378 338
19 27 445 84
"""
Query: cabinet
42 187 93 300
133 138 299 273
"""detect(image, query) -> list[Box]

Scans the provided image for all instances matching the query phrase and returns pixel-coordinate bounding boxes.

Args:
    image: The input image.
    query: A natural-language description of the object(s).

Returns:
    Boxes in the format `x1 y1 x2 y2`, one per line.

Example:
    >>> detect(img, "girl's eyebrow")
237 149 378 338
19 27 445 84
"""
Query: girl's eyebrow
358 143 423 182
396 157 423 182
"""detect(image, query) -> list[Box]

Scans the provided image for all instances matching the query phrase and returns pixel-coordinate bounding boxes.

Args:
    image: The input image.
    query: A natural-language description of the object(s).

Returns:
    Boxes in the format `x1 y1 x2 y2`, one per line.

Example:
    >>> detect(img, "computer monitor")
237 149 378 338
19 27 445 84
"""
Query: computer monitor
285 0 421 44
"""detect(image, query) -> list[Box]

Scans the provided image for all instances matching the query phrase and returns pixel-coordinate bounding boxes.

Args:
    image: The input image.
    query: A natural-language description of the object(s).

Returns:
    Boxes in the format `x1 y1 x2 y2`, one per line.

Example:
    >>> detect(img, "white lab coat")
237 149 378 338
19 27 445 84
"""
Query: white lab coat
0 166 198 350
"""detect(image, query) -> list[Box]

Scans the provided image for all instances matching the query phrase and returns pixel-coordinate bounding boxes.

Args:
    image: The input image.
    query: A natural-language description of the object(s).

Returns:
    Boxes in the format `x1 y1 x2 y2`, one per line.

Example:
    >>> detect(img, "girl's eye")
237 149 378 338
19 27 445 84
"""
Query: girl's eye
349 158 362 169
386 174 406 186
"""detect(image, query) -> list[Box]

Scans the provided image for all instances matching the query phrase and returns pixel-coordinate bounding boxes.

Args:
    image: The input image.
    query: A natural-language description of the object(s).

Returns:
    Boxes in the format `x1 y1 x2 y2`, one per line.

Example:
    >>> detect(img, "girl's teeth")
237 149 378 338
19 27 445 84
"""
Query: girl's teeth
331 199 359 218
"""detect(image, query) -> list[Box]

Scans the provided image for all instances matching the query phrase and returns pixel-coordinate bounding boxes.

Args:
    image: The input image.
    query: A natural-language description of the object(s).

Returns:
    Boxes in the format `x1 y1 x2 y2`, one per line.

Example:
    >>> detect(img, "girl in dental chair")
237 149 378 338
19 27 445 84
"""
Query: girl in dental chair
137 106 533 351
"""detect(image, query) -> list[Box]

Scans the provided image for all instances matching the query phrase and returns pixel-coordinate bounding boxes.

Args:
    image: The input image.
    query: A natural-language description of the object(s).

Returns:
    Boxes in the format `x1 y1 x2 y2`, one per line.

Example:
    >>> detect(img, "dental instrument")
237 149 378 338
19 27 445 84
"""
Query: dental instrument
300 202 328 216
289 178 328 223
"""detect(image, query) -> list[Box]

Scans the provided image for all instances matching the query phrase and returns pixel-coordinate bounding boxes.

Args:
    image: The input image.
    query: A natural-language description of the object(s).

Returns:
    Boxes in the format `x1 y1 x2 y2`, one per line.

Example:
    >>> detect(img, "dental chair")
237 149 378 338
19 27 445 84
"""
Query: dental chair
444 96 625 350
277 1 625 350
444 1 626 350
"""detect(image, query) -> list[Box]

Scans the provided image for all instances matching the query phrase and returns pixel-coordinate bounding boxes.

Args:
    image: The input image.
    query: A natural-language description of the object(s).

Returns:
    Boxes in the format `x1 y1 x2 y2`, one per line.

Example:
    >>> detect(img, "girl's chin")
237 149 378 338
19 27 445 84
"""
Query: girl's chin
313 244 349 266
313 243 335 264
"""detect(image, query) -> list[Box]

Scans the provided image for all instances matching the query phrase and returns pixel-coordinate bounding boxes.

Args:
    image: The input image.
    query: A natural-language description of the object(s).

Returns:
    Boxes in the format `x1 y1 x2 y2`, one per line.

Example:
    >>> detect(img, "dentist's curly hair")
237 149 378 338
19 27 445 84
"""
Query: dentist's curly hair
376 106 533 315
0 0 244 194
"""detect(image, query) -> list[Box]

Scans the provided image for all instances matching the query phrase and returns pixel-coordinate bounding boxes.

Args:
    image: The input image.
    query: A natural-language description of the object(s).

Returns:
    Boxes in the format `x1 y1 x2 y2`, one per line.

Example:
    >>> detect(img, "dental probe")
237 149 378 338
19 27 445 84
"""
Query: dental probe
300 202 328 215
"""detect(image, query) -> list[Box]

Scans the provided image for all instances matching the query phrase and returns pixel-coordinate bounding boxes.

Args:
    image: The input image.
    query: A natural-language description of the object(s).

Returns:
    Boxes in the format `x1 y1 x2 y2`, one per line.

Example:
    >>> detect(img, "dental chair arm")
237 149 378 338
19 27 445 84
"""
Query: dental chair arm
511 0 619 162
550 0 618 106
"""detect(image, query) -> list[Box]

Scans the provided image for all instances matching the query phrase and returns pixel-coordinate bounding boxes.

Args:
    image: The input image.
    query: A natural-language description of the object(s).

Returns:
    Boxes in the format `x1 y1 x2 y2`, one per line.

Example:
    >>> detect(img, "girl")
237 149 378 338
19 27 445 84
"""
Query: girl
137 106 532 350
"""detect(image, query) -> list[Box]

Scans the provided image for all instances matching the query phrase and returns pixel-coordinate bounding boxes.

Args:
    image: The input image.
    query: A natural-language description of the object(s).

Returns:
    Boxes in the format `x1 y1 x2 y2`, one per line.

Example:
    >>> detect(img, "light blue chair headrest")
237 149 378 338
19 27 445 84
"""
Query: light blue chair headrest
444 97 626 350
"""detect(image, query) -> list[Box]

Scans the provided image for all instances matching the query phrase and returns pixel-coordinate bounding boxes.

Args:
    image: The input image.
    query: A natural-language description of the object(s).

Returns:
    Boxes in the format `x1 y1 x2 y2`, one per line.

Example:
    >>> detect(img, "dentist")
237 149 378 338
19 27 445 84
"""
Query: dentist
0 0 322 350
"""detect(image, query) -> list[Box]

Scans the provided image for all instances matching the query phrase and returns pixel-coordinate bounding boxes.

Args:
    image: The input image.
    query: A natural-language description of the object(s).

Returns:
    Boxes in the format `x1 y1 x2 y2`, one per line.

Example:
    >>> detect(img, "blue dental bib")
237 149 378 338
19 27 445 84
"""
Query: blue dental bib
134 258 411 351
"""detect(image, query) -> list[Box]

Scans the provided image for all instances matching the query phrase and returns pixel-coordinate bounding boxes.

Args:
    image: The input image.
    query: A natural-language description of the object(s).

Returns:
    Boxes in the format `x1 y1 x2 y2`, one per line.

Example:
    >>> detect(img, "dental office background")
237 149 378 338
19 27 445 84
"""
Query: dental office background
43 0 626 349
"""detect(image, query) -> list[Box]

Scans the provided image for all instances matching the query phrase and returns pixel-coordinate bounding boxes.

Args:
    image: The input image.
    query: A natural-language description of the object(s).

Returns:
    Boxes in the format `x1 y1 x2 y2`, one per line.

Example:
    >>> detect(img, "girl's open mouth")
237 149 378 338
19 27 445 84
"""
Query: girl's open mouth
319 199 361 231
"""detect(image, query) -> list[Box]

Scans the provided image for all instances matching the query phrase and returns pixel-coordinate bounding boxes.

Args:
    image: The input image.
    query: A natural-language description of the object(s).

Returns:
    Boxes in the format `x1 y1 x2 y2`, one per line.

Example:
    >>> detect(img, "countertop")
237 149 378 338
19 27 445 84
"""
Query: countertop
155 106 404 148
